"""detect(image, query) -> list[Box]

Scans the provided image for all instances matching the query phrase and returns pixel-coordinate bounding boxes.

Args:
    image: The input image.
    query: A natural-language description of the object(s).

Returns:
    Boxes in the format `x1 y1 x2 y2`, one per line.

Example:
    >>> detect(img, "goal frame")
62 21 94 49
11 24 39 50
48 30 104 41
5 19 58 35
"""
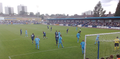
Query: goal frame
84 32 120 59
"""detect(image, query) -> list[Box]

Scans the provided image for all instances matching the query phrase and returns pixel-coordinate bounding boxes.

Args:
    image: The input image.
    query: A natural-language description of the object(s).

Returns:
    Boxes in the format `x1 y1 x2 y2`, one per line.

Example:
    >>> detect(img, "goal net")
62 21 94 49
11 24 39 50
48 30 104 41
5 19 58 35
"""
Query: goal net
84 32 120 59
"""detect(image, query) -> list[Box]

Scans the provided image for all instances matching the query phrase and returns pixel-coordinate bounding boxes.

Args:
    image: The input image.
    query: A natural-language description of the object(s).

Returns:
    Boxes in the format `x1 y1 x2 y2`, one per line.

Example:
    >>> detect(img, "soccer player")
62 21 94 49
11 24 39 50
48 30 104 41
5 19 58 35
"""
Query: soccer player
31 33 35 44
55 33 59 46
25 29 28 37
51 27 52 31
47 26 49 30
43 31 47 39
76 26 78 31
66 28 69 33
80 40 85 54
34 36 40 50
76 31 80 43
55 30 58 36
58 31 61 37
55 30 58 43
79 28 81 32
58 35 64 48
114 37 120 51
20 29 22 35
94 35 99 45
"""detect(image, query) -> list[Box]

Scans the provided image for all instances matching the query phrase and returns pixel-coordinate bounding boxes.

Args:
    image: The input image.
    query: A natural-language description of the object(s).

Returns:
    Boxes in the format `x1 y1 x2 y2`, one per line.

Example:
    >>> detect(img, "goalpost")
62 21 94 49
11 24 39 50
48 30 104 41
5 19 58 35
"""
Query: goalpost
84 32 120 59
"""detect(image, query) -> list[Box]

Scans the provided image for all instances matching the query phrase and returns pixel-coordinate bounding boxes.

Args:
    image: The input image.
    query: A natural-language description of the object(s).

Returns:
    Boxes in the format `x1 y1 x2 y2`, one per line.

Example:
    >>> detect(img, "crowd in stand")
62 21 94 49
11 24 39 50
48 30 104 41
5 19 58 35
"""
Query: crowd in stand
86 22 120 27
49 21 120 27
0 20 40 24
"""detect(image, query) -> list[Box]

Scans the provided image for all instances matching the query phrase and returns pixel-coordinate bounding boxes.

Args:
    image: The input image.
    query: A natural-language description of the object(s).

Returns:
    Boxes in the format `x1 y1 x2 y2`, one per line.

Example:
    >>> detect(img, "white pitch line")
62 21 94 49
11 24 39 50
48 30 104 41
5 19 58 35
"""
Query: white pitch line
10 46 78 57
9 56 11 59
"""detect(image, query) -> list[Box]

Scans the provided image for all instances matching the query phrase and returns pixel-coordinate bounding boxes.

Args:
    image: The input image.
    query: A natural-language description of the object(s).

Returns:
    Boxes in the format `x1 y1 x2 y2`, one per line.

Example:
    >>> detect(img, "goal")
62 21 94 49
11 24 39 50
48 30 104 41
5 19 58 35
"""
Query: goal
84 32 120 59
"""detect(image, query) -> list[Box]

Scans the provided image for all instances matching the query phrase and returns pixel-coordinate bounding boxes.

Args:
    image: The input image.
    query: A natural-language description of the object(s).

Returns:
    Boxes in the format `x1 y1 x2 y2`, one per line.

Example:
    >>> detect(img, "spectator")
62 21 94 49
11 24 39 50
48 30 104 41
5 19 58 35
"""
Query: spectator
106 57 110 59
109 55 114 59
101 57 104 59
116 54 120 59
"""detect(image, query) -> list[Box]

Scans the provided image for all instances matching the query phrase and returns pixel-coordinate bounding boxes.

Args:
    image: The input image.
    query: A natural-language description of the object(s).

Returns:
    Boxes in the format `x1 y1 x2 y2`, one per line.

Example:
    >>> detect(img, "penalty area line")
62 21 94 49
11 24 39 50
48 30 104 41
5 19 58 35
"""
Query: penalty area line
10 46 78 58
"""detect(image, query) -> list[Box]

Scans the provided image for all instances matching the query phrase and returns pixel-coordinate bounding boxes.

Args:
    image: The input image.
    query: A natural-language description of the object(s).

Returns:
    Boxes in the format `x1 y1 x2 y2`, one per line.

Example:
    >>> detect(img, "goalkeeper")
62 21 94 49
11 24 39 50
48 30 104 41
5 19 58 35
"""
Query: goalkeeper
94 35 99 45
114 36 120 51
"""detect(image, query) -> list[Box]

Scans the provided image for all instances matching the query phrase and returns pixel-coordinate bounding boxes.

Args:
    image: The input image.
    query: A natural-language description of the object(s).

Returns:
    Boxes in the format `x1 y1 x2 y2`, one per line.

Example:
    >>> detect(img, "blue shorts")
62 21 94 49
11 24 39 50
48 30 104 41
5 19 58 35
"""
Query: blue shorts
56 37 58 40
31 38 34 40
82 47 84 50
36 43 39 45
43 35 46 36
59 41 62 44
96 39 99 41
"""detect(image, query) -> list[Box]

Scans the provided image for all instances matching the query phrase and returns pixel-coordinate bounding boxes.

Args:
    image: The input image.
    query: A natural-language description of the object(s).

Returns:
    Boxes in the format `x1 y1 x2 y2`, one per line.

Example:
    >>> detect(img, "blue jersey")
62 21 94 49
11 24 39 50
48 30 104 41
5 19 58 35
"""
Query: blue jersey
20 29 22 32
67 29 68 31
59 36 62 43
80 42 85 48
58 32 61 37
25 30 27 34
55 32 58 36
76 33 80 38
76 27 78 29
35 38 40 44
43 32 46 35
96 35 99 40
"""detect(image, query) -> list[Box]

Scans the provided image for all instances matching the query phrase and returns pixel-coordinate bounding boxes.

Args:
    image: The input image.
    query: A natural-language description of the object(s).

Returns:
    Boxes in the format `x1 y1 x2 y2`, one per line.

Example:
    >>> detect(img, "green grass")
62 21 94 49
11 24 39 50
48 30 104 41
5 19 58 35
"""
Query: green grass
0 24 120 59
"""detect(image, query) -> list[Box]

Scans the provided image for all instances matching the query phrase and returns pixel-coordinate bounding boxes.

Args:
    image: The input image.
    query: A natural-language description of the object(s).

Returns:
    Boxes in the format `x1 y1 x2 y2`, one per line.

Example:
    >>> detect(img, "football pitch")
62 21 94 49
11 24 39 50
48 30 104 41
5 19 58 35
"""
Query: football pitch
0 24 120 59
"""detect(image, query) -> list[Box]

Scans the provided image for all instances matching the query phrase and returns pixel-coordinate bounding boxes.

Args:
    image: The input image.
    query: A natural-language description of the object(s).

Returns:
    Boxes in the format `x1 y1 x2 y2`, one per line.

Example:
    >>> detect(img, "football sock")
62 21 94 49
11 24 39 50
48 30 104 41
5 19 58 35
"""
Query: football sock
61 44 63 48
82 49 84 54
38 46 39 49
77 38 79 43
36 45 37 48
117 46 119 50
114 47 116 51
58 44 60 48
95 42 96 44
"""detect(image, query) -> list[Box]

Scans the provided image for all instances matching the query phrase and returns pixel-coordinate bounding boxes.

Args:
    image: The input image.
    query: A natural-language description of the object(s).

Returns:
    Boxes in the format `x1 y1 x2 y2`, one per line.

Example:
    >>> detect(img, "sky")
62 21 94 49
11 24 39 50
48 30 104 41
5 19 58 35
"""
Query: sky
0 0 119 15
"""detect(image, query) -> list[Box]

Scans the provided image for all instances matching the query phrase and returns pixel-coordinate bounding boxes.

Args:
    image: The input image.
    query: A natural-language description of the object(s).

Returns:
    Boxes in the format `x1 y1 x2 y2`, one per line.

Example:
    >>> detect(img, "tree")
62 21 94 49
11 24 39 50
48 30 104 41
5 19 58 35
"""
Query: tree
93 1 106 17
0 12 3 15
29 12 34 16
24 12 28 15
35 12 40 17
19 11 25 15
114 1 120 16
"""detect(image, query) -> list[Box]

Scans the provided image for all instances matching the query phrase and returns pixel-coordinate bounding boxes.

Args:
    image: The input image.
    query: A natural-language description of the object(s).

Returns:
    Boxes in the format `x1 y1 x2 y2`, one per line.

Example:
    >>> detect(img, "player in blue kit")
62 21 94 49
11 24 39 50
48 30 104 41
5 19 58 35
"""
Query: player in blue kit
55 33 59 46
43 31 47 39
66 28 69 33
25 29 28 37
34 36 40 50
47 26 49 30
76 26 78 31
58 35 64 48
31 33 35 44
20 29 22 35
58 31 61 37
94 35 99 45
51 27 52 31
76 31 81 43
80 40 85 54
55 30 58 36
55 31 58 46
